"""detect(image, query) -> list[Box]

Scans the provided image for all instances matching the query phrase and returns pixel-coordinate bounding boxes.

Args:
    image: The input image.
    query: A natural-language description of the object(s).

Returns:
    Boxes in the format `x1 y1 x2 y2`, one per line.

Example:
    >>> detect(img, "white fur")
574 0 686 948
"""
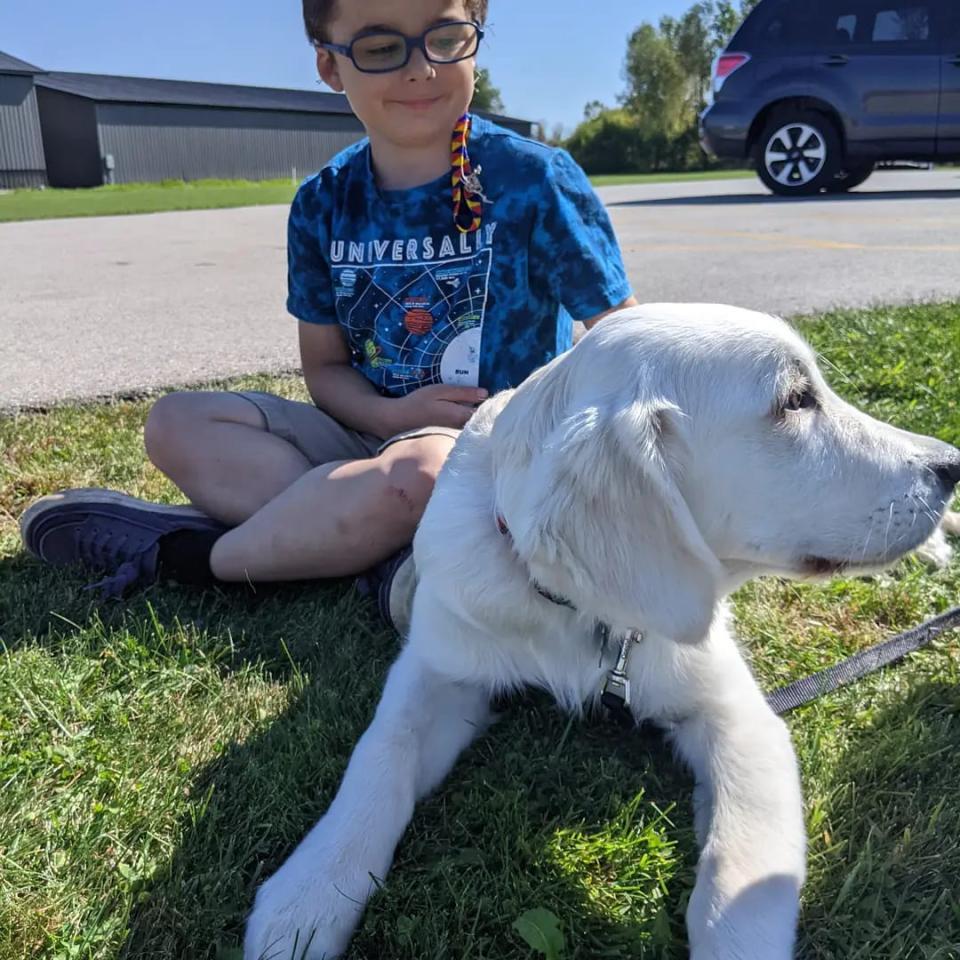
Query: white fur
245 304 960 960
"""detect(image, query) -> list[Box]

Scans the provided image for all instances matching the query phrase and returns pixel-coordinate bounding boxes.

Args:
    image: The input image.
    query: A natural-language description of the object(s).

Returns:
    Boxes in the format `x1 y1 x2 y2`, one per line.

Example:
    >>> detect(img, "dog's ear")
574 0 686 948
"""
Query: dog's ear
493 375 720 644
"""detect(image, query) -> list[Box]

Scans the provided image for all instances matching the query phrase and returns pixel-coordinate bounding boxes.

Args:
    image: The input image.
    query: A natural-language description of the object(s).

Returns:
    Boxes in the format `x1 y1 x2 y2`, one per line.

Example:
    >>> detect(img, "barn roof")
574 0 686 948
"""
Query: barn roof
34 70 355 115
0 50 46 75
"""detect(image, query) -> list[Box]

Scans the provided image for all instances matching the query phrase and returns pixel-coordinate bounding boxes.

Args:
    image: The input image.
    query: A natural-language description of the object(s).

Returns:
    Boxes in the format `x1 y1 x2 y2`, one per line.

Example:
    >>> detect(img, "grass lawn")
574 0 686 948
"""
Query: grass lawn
0 180 300 224
0 170 753 223
1 303 959 960
590 169 754 187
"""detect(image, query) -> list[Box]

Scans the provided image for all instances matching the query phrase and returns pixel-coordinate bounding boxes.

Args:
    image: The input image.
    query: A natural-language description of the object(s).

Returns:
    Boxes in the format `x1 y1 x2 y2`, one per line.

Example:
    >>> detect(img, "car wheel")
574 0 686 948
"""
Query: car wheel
754 109 842 197
826 162 874 193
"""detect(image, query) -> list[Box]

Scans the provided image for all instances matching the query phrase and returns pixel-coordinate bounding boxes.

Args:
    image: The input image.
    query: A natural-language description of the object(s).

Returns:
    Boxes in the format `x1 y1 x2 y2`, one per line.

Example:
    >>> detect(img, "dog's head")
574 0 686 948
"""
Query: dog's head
491 304 959 643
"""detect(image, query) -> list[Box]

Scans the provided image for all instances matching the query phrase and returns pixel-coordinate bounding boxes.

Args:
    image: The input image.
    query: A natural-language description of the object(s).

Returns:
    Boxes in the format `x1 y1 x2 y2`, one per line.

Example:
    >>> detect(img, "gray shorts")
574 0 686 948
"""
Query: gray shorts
234 391 461 465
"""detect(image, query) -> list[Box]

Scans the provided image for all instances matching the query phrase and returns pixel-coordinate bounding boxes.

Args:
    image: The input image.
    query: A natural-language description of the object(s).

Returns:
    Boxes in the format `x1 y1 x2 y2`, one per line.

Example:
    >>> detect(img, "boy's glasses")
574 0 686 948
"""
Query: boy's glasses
318 21 484 74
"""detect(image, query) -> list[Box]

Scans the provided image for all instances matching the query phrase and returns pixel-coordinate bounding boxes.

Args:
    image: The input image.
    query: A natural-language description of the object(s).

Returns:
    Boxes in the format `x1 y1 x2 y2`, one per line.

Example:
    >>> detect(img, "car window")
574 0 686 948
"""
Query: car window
871 6 929 40
756 0 820 46
811 0 938 44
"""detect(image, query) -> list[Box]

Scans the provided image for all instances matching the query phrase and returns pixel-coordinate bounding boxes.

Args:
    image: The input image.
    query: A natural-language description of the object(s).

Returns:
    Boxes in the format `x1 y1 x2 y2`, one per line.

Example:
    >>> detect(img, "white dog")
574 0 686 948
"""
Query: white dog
245 304 960 960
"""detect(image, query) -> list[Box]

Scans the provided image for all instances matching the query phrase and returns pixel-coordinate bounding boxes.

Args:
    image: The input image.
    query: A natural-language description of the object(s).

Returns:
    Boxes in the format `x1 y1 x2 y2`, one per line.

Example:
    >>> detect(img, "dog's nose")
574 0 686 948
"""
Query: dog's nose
932 449 960 489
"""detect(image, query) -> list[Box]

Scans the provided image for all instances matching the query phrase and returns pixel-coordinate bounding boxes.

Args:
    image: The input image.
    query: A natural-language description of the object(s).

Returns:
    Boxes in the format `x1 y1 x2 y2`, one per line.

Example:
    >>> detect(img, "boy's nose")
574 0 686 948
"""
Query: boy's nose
404 46 436 79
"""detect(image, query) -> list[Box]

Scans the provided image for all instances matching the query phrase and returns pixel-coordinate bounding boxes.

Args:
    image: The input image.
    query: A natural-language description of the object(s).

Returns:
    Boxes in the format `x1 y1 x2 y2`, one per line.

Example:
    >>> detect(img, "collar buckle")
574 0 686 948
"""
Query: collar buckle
600 629 643 721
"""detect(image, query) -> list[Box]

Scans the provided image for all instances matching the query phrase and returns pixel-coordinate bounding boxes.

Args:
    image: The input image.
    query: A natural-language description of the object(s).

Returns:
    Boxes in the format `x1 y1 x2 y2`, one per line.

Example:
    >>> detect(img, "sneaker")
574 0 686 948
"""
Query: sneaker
20 488 227 599
356 545 417 637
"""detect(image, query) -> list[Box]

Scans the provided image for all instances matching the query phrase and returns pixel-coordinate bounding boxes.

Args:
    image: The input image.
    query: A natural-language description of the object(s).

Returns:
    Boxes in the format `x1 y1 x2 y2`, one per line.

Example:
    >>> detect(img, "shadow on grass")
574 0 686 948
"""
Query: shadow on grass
119 649 958 958
608 187 960 208
119 685 702 960
1 552 697 957
797 678 960 960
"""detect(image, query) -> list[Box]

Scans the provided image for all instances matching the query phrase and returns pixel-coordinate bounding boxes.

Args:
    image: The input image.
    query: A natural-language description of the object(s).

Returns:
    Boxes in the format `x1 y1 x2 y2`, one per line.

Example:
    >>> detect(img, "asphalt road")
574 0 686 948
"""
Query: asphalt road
2 167 959 412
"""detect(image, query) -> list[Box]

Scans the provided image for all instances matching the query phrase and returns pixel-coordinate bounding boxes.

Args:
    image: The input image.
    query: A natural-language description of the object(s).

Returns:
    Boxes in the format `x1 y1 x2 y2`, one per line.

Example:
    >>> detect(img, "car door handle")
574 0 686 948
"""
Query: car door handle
822 54 849 66
948 54 960 66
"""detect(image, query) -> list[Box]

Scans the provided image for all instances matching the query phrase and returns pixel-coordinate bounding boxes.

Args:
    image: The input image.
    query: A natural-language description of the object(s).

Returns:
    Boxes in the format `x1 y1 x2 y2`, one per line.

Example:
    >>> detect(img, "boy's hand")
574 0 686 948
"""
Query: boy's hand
387 384 489 434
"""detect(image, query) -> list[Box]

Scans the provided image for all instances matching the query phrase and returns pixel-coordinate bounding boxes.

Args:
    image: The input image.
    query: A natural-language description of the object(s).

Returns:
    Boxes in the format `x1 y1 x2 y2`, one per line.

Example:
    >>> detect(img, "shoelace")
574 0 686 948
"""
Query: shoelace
83 551 159 600
74 521 160 600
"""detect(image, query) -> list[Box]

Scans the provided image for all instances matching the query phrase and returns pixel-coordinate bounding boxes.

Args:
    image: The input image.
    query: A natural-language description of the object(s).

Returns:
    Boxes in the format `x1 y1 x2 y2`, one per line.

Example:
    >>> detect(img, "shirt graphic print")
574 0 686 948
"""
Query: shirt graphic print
330 222 498 390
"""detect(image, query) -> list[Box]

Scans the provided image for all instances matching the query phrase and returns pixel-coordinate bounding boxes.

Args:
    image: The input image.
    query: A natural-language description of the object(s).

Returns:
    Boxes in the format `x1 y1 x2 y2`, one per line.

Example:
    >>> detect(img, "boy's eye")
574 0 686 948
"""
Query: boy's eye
356 36 404 60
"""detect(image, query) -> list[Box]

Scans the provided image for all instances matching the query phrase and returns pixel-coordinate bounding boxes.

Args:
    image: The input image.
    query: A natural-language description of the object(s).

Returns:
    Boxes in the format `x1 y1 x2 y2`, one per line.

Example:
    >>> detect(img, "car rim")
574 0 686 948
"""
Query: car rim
764 122 827 186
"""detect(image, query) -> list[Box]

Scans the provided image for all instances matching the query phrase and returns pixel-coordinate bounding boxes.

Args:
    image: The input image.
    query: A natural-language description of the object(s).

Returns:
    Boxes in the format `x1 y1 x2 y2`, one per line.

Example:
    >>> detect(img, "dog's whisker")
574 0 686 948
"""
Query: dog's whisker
911 491 939 527
859 516 876 564
882 501 896 556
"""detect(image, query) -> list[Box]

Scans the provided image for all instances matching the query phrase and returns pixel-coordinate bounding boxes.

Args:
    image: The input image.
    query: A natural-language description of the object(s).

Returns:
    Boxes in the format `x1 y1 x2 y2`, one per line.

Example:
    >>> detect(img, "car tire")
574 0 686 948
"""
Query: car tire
826 162 874 193
754 109 843 197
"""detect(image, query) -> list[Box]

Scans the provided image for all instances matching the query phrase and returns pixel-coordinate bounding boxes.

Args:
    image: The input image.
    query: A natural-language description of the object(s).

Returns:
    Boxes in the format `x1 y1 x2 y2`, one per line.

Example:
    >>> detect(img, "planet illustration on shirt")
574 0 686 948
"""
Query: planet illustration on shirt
404 308 434 336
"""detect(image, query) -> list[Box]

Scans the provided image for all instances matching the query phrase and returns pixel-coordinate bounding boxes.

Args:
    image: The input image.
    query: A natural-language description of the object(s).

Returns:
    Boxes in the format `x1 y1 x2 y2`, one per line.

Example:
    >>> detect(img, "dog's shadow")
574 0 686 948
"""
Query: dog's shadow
794 676 960 960
607 185 960 208
115 634 702 958
0 554 696 957
4 554 958 959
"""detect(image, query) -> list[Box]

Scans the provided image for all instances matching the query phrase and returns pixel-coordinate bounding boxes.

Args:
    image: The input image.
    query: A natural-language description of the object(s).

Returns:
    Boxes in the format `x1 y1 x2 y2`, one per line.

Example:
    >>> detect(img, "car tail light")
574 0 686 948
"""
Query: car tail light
711 52 751 96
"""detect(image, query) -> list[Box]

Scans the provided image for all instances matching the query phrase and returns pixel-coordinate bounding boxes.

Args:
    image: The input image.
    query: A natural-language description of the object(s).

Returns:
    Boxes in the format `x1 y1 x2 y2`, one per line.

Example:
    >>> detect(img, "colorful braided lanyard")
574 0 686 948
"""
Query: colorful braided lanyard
451 113 489 234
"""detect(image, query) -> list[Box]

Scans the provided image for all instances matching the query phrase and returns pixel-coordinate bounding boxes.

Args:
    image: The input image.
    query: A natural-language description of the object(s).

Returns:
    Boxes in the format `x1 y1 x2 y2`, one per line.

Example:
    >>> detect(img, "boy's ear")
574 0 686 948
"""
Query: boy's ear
316 48 344 92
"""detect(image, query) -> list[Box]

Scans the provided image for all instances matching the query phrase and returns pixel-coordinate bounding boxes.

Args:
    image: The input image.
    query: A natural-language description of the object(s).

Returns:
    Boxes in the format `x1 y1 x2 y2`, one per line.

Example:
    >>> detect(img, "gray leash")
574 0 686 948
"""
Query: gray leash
766 603 960 715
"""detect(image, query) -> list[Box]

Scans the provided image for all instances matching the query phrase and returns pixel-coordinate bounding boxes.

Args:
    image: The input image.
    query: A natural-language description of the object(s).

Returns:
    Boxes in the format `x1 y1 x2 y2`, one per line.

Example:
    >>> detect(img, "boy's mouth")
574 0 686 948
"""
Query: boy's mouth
390 96 445 111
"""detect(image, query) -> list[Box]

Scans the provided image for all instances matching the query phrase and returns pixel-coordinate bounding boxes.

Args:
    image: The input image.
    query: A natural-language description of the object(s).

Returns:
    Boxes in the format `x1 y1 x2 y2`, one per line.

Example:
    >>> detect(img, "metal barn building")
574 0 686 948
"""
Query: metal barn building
33 72 369 188
0 49 533 190
0 51 47 188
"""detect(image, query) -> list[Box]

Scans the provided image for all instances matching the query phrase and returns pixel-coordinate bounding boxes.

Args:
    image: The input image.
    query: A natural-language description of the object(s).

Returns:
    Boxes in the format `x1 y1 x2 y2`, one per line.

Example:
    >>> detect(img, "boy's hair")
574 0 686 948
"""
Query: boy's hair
303 1 489 44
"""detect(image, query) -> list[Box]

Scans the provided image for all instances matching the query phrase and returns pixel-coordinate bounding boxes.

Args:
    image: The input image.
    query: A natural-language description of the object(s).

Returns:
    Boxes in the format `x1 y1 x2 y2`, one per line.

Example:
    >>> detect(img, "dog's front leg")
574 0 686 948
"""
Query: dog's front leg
669 671 806 960
243 646 492 960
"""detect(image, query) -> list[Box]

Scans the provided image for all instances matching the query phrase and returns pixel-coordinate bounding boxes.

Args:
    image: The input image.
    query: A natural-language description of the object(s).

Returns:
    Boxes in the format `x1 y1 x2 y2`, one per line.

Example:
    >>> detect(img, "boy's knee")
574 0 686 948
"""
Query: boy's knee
144 392 194 470
379 437 454 529
145 391 250 472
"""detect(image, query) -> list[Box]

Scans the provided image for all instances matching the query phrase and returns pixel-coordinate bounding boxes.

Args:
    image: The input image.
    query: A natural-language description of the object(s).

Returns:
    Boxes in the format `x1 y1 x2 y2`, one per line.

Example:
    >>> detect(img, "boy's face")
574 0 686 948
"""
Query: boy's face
317 0 478 152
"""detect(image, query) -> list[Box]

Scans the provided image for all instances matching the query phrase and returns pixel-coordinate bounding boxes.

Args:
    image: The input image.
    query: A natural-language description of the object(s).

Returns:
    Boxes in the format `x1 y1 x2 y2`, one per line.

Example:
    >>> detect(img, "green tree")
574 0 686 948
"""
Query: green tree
566 108 641 174
568 0 757 173
471 68 504 113
619 21 693 169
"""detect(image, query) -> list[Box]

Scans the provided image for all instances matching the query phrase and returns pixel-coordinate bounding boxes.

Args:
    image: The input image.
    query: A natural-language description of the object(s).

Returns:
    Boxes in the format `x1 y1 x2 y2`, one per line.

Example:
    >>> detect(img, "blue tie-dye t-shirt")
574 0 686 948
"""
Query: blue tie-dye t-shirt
287 115 631 397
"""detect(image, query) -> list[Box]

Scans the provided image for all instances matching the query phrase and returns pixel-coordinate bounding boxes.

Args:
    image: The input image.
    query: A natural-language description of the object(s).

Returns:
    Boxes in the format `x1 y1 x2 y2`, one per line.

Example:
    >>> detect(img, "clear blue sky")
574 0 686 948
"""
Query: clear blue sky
0 0 696 133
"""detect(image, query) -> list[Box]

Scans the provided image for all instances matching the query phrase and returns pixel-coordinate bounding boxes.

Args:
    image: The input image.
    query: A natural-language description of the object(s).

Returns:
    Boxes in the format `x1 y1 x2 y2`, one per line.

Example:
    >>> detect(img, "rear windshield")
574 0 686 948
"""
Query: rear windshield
730 0 941 50
729 0 816 50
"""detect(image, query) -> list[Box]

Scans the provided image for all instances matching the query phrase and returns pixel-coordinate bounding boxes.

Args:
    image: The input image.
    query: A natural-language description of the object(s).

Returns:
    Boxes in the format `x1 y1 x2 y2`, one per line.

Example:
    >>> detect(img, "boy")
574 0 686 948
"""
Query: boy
21 0 636 627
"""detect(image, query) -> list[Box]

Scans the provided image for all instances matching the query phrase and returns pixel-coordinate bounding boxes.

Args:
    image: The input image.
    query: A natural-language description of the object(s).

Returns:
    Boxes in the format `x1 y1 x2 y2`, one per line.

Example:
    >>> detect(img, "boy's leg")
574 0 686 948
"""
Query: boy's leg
144 391 319 525
148 391 456 582
209 433 455 582
21 387 455 607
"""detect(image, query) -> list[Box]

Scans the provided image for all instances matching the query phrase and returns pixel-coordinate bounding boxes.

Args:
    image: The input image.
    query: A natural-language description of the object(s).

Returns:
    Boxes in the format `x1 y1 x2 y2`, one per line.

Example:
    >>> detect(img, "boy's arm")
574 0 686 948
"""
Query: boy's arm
582 295 639 331
299 322 398 438
300 323 485 439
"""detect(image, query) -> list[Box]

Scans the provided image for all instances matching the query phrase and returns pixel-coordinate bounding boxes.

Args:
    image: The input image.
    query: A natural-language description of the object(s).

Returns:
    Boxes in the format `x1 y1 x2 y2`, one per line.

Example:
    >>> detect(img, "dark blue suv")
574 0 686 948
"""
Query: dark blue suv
699 0 960 194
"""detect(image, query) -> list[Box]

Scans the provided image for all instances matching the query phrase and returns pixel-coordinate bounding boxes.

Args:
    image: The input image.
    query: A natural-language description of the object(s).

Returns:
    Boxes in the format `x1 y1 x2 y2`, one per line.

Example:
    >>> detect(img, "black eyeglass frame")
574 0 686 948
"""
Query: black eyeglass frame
317 20 484 74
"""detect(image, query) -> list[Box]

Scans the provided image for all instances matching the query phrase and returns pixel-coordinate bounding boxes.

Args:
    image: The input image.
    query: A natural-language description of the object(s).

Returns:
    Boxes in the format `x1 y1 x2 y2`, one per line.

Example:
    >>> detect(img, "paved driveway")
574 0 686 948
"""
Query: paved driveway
2 167 959 411
604 167 960 315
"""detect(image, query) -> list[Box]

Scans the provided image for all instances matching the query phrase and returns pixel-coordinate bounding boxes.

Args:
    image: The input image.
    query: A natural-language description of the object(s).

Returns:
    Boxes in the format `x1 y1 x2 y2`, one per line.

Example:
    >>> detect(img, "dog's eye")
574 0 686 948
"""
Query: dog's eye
783 388 818 413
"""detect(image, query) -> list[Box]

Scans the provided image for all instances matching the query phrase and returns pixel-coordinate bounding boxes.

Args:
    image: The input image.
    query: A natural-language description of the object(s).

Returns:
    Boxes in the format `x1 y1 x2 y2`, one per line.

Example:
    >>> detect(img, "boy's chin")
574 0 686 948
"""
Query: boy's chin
381 110 463 147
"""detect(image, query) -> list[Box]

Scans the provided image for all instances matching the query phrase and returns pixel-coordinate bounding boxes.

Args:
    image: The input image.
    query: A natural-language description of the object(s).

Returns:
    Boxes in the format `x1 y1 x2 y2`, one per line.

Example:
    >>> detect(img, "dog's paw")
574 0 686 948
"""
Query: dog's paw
914 526 953 568
687 853 801 960
243 853 373 960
